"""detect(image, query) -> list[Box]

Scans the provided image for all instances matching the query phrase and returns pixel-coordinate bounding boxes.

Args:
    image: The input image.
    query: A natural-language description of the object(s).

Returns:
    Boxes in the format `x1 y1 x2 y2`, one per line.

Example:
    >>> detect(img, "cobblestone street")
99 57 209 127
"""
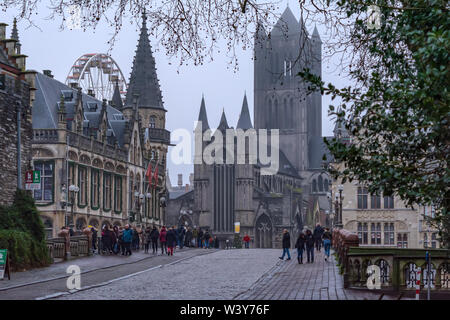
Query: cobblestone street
236 249 411 300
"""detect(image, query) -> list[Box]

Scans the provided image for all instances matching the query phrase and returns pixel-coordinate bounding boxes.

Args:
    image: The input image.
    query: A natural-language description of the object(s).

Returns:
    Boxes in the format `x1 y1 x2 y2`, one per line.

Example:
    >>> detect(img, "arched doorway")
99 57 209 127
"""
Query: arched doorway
88 218 99 228
255 214 272 248
178 214 193 228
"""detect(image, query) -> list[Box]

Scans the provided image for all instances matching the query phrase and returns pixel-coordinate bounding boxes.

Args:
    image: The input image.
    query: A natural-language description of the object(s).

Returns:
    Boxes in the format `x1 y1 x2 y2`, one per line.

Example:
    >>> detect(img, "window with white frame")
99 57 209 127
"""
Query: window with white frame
384 223 395 245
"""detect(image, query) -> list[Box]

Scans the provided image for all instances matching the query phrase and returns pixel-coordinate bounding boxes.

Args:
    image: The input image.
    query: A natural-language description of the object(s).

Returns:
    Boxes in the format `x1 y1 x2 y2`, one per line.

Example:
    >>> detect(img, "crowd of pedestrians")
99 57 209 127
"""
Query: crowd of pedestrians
89 224 222 257
280 223 333 264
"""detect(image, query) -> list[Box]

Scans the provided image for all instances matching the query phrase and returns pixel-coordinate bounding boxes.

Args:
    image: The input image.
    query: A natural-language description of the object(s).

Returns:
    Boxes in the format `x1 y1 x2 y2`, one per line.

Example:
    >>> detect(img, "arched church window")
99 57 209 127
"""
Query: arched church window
289 97 294 128
267 99 272 129
324 179 329 192
273 99 278 129
149 116 156 128
318 175 323 192
312 179 317 193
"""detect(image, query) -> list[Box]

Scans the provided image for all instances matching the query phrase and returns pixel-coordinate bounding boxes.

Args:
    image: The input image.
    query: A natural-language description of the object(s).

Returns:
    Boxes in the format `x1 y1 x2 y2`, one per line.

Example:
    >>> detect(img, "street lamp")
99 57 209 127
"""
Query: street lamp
68 184 79 228
335 184 344 228
134 192 145 223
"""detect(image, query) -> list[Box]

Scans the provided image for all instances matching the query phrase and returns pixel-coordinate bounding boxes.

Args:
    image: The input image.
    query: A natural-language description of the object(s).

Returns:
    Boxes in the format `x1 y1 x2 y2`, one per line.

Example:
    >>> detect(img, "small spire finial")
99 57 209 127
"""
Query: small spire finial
11 17 19 41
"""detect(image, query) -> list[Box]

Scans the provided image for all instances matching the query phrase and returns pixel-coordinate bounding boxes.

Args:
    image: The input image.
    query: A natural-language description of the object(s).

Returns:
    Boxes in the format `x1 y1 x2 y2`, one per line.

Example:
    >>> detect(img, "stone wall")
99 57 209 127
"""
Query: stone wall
0 77 32 205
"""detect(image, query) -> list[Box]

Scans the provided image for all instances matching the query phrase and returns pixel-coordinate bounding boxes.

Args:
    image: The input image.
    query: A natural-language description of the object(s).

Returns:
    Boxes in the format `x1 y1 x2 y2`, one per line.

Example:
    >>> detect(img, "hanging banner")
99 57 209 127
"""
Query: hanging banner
234 222 240 234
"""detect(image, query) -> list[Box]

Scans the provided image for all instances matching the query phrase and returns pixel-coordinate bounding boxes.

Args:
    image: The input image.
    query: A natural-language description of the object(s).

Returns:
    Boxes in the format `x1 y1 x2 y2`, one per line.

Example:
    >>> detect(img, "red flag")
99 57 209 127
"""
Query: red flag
152 165 158 189
146 163 152 185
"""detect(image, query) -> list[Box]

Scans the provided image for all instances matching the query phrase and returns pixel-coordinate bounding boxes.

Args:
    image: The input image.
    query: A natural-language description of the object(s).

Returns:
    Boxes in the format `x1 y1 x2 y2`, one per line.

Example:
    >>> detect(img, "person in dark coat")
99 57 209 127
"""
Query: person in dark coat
159 226 167 255
322 227 332 261
150 226 160 254
213 236 220 249
177 225 186 249
110 227 118 254
279 229 291 260
305 229 315 263
166 226 177 256
198 228 204 248
295 232 306 264
91 227 98 253
313 223 324 251
185 227 193 247
102 225 112 254
144 227 152 253
203 230 211 249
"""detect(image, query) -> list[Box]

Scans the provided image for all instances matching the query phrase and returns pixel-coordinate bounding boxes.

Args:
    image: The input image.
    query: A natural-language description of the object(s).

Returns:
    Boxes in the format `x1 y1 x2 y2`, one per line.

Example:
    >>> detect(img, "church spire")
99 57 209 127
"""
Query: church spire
217 109 229 132
11 18 19 41
124 11 163 109
111 80 123 110
196 95 210 132
237 93 253 130
312 25 322 43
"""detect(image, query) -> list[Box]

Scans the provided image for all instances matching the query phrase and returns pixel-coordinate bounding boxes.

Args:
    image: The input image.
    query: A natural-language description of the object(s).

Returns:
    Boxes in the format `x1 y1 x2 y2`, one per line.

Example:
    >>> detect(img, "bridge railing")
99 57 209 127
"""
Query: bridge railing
332 229 450 292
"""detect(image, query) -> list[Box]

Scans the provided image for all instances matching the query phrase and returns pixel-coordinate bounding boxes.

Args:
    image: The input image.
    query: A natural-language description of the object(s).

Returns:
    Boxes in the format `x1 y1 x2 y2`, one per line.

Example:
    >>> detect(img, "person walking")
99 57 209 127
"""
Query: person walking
243 234 251 249
322 227 332 261
122 224 133 256
279 229 291 260
192 228 198 247
177 225 186 249
198 228 204 248
144 226 151 253
132 227 139 251
313 223 324 252
185 227 193 247
295 232 306 264
111 226 118 254
102 225 112 254
91 226 97 253
166 226 177 256
159 226 167 255
204 230 211 249
305 229 315 263
150 225 159 254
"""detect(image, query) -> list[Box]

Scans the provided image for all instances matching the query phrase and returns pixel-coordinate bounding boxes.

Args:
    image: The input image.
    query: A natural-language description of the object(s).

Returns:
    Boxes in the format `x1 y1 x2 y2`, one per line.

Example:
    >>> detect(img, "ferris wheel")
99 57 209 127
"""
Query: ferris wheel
65 53 127 102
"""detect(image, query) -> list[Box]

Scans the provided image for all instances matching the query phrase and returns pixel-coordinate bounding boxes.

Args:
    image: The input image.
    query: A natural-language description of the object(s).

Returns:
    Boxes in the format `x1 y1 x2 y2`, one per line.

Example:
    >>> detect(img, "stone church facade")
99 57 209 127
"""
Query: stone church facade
29 13 171 237
189 7 332 248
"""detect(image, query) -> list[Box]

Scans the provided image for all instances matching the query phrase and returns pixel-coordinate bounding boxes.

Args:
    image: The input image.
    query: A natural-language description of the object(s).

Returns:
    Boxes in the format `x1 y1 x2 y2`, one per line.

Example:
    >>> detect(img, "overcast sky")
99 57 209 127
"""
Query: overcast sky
2 0 350 186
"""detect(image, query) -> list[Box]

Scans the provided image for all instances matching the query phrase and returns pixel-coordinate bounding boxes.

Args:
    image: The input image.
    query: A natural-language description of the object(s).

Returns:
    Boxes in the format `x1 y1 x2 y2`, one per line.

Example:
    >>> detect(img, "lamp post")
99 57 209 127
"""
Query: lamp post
327 191 333 229
134 191 145 224
335 184 344 228
68 184 79 228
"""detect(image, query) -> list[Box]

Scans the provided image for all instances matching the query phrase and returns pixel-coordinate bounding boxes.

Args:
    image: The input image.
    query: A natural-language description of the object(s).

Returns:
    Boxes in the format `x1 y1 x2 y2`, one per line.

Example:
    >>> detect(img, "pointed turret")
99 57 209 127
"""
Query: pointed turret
111 80 123 110
124 11 163 109
312 25 322 43
237 94 253 130
217 109 229 132
196 95 210 132
271 6 300 36
11 18 19 41
58 94 67 129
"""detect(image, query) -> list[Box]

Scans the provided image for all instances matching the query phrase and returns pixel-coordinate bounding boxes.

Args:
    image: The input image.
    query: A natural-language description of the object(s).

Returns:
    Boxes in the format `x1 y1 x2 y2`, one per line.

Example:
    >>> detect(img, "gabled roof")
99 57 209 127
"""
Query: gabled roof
236 94 253 130
32 72 129 147
257 149 301 178
271 6 300 37
124 12 164 110
312 25 322 43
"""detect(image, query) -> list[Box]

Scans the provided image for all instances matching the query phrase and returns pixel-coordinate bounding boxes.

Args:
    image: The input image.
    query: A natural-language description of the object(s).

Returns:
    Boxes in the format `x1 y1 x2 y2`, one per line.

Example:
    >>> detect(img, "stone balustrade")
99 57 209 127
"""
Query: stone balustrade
46 234 91 261
332 229 450 293
33 129 58 143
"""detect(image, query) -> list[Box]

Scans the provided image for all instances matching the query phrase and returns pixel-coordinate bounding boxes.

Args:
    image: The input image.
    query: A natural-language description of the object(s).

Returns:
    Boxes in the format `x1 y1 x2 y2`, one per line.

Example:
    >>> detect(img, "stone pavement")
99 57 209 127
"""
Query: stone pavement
234 249 410 300
0 247 195 291
57 249 281 300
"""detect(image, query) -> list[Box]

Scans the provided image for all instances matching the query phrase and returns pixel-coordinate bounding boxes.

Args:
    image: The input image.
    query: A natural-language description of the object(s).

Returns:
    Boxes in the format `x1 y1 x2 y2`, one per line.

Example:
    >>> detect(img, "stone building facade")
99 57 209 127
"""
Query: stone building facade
29 13 170 237
188 7 333 248
0 19 37 205
331 120 440 249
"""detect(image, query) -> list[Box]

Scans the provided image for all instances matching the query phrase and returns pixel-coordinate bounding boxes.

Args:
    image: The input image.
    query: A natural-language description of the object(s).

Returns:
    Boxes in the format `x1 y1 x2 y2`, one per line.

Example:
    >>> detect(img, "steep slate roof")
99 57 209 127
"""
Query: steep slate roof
257 149 300 178
217 109 230 132
312 25 322 43
32 72 128 147
271 6 300 36
236 94 253 130
124 12 164 110
111 80 123 110
196 95 210 131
